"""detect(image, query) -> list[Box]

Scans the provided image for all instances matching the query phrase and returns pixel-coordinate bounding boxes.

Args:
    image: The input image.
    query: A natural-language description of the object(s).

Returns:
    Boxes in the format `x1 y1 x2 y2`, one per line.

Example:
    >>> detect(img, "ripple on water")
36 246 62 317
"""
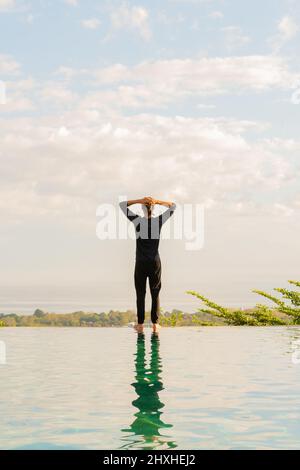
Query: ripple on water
1 327 300 449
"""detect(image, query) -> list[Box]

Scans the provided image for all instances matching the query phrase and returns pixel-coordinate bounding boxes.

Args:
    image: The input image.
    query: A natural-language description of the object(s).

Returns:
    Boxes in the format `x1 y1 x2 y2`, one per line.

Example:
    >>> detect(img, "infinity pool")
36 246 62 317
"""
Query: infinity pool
1 327 300 450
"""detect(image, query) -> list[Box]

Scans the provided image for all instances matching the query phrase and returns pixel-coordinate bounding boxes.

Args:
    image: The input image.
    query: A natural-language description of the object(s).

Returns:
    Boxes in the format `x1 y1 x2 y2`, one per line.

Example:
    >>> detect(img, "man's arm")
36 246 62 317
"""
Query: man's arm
119 197 148 221
153 199 176 224
127 198 148 207
153 199 175 208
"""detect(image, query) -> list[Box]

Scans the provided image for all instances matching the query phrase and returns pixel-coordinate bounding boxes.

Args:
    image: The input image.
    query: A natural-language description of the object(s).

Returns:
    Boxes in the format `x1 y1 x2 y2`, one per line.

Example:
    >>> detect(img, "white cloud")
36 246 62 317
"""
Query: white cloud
64 0 78 6
0 0 15 11
26 13 35 24
222 26 251 51
0 54 20 75
81 18 101 30
169 0 214 3
278 15 299 40
0 93 34 112
0 54 299 222
91 56 299 109
38 82 76 103
209 10 223 19
0 111 297 223
273 203 294 217
54 66 88 81
197 103 216 109
3 55 298 119
156 10 185 25
2 78 35 112
110 3 151 40
58 126 71 137
0 77 75 113
269 15 299 51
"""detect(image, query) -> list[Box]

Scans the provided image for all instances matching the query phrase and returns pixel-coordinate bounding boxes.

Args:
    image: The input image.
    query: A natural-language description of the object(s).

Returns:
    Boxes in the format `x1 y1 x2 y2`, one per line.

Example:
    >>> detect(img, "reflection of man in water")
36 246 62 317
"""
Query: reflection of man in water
121 333 177 450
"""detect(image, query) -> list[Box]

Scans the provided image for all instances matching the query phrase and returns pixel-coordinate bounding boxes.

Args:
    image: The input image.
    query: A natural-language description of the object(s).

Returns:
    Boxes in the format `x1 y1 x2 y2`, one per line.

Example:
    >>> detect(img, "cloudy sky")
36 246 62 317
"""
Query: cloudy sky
0 0 300 313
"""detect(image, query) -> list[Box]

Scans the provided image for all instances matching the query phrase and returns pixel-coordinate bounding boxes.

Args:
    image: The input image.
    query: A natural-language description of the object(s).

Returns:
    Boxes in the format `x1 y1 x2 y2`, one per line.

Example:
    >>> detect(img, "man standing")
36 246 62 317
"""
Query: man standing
120 197 176 334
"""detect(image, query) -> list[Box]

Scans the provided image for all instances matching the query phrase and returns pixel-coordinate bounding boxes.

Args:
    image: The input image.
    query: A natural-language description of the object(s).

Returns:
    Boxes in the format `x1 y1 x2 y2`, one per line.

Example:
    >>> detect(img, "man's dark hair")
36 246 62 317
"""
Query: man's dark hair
145 204 153 217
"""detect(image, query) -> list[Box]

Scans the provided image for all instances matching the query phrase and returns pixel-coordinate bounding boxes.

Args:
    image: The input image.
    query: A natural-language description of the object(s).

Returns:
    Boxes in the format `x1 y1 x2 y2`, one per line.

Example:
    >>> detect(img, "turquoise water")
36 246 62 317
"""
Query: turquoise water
1 327 300 450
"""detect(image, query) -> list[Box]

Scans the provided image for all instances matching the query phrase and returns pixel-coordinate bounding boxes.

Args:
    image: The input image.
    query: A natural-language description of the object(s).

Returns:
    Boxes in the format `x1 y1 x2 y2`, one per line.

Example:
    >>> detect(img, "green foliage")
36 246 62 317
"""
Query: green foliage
253 280 300 324
249 304 286 326
187 291 259 325
191 314 219 326
187 290 287 326
0 314 17 327
0 309 213 328
159 309 218 326
0 310 138 327
160 311 184 327
34 309 46 318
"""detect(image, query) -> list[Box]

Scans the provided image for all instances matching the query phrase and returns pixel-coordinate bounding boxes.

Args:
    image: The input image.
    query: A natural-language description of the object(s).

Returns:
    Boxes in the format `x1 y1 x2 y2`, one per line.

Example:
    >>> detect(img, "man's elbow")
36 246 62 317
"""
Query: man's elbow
119 201 128 214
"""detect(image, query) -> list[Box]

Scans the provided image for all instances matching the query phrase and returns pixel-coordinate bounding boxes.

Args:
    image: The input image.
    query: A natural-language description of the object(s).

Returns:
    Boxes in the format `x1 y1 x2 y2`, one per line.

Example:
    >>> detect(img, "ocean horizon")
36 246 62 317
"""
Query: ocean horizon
0 280 282 315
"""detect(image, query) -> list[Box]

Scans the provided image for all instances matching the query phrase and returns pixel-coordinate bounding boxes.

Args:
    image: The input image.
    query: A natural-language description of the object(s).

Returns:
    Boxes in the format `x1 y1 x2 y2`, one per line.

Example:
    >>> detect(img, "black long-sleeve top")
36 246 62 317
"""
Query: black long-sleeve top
119 201 176 261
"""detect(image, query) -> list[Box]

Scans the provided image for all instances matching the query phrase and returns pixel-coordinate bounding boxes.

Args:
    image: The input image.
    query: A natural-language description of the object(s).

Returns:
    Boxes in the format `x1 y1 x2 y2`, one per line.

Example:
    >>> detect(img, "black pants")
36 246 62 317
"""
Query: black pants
134 258 161 325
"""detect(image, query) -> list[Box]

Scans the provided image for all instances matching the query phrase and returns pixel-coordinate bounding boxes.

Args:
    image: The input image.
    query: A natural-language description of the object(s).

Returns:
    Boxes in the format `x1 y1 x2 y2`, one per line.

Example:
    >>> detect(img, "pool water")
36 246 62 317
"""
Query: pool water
1 327 300 450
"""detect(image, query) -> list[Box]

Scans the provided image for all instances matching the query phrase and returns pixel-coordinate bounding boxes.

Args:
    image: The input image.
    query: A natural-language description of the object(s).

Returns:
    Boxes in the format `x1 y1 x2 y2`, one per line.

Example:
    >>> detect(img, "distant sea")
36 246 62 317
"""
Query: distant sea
0 281 273 315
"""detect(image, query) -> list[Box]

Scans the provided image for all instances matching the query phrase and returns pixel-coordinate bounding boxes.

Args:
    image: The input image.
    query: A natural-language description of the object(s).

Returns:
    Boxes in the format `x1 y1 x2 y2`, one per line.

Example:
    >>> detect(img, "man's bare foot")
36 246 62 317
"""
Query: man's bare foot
134 324 144 334
152 323 160 334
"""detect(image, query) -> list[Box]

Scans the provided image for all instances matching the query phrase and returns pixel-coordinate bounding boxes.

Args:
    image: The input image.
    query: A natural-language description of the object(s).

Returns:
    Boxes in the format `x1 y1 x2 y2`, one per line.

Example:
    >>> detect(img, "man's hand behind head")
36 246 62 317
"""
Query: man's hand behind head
144 196 155 205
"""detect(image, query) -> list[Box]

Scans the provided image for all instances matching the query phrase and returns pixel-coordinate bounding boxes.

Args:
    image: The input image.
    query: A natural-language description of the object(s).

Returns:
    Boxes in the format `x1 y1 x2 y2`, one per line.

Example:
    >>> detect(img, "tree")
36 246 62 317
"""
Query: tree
187 291 287 326
1 317 17 327
253 280 300 324
34 309 46 318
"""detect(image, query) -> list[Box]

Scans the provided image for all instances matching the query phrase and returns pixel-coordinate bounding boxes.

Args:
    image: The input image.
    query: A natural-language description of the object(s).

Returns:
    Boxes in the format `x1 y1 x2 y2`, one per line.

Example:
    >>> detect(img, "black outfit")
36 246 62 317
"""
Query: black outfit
120 201 176 324
121 333 176 449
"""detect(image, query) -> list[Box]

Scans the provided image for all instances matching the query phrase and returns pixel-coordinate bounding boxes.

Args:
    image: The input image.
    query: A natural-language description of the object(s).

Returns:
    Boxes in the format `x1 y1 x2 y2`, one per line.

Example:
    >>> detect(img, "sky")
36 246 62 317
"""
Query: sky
0 0 300 313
